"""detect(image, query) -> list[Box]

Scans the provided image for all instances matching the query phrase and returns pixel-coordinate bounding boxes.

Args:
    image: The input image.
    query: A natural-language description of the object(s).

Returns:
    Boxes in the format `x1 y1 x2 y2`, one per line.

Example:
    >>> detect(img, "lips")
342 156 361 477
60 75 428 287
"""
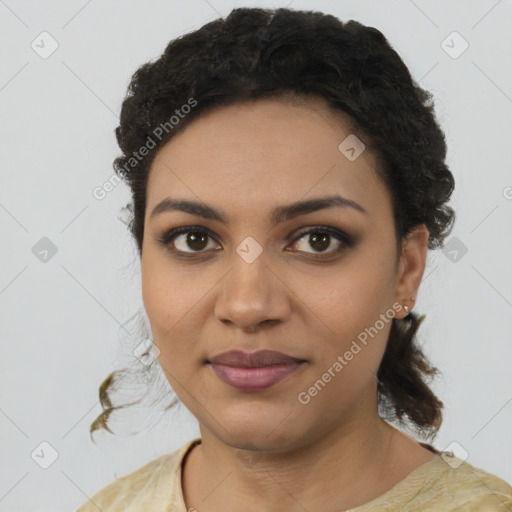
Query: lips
207 349 306 367
206 349 307 391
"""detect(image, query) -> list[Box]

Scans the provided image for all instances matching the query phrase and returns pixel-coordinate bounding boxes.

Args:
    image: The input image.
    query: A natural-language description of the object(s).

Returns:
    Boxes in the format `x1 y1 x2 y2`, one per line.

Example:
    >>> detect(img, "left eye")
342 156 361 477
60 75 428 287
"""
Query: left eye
289 227 350 257
157 226 352 258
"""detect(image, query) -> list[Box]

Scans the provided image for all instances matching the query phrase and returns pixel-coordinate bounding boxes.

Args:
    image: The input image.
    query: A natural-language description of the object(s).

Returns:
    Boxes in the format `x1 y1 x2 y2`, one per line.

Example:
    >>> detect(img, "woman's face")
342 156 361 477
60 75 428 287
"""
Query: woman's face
141 95 423 451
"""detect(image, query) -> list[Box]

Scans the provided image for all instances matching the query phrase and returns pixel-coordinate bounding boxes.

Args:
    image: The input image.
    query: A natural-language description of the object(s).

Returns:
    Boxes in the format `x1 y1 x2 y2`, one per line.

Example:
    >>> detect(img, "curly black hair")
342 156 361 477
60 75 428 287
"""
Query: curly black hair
89 6 455 443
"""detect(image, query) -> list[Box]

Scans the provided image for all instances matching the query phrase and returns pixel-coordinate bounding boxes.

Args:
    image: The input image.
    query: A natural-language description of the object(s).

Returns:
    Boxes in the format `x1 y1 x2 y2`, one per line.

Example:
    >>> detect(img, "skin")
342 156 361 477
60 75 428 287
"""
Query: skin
141 95 436 512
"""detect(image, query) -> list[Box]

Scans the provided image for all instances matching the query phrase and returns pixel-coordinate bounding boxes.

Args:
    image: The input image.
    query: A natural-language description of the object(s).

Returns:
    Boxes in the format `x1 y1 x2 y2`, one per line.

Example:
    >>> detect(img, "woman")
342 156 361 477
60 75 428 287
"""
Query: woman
77 6 512 512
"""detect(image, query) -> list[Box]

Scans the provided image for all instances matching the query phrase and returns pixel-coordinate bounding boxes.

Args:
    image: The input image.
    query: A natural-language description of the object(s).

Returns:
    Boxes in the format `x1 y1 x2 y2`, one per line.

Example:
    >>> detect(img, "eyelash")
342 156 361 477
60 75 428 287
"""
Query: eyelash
156 225 354 261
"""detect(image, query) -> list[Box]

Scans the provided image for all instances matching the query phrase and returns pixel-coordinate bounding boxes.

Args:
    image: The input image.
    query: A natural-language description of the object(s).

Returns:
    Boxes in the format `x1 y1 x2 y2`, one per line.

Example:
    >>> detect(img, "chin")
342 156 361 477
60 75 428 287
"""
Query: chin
203 411 306 451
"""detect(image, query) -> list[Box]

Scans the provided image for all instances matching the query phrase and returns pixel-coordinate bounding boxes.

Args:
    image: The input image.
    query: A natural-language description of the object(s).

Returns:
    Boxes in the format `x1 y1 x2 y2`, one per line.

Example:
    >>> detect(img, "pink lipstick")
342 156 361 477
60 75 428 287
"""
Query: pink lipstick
207 349 306 391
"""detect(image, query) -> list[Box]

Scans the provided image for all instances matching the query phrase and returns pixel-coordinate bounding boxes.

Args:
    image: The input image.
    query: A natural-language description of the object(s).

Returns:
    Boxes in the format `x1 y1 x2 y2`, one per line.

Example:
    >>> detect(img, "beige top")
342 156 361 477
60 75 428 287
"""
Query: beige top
76 437 512 511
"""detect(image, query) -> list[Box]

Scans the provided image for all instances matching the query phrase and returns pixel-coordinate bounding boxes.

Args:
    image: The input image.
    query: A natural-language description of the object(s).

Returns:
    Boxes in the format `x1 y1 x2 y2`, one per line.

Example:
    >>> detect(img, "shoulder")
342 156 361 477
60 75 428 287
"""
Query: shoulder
410 453 512 511
442 455 512 510
76 438 200 512
357 452 512 512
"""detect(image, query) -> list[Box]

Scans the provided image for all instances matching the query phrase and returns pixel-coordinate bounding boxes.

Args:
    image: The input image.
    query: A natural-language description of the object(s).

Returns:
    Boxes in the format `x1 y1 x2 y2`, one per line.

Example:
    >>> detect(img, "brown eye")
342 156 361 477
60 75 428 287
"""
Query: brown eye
157 227 219 254
288 227 353 259
308 232 331 252
157 225 354 260
178 231 210 252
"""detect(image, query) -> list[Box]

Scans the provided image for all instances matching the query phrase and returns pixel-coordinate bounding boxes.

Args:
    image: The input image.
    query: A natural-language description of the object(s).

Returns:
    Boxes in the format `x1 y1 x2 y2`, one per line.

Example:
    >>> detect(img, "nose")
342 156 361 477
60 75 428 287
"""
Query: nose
214 251 291 333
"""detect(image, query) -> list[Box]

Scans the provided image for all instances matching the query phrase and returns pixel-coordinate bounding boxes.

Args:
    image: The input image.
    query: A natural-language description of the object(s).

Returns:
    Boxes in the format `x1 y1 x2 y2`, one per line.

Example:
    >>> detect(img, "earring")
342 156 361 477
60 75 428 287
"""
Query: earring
404 305 409 314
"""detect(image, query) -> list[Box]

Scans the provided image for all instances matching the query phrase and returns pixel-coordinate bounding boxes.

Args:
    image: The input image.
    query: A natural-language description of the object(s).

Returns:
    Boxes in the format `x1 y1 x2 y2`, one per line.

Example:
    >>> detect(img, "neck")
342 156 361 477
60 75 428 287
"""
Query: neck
182 398 421 512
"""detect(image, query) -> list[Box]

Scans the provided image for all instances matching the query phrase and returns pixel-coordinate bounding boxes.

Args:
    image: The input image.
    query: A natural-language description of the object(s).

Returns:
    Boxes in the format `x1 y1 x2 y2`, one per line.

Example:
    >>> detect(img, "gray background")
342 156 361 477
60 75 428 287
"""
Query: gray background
1 0 511 510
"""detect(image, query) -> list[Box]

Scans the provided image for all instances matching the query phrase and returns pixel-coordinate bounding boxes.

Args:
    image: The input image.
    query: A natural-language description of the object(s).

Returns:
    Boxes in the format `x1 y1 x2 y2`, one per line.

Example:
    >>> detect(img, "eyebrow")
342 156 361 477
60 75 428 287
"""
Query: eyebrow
150 194 367 225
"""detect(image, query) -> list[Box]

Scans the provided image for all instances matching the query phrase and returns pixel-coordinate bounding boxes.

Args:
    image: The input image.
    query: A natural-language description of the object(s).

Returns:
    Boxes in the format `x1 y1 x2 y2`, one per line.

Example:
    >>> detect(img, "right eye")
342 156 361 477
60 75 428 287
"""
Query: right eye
156 226 220 255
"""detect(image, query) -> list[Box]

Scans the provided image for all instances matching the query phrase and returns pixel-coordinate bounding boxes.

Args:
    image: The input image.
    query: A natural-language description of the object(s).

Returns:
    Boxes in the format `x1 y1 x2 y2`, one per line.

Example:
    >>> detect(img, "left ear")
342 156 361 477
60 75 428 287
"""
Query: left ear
393 223 429 319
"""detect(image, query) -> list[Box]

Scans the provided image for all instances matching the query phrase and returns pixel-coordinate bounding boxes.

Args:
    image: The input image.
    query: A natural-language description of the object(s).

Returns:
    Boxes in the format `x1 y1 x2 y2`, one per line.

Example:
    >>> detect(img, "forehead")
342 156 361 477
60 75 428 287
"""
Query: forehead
146 96 389 223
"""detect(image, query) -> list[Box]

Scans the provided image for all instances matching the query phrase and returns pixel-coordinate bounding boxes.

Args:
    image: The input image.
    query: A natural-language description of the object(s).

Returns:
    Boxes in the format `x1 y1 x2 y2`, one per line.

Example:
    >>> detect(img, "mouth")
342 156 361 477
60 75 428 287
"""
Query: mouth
206 349 307 391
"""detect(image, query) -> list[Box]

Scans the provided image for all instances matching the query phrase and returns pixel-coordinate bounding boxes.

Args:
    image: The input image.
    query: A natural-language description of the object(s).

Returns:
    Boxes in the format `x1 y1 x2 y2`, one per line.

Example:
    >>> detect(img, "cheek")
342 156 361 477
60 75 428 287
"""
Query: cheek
297 262 394 382
142 250 196 330
140 259 214 370
141 258 185 352
304 266 393 337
